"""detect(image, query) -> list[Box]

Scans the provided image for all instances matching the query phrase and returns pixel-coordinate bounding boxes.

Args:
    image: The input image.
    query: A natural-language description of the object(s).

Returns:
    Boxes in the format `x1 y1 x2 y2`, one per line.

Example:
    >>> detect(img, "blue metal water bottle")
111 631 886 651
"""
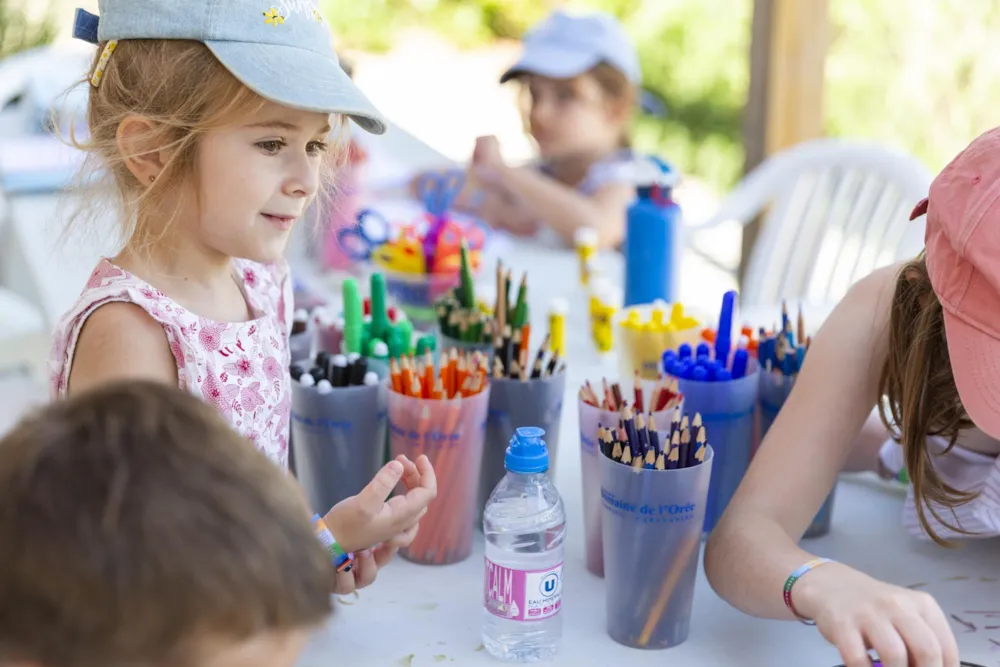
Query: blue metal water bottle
623 160 681 307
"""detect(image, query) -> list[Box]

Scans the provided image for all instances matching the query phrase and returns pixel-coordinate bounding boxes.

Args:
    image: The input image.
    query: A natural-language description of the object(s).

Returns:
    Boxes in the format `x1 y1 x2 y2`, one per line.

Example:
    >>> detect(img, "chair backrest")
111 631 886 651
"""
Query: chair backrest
692 138 934 307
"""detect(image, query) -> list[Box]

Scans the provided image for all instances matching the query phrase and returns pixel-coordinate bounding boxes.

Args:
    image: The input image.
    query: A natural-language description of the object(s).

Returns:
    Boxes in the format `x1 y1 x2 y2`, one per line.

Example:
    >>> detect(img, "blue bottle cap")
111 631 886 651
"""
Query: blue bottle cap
505 426 549 474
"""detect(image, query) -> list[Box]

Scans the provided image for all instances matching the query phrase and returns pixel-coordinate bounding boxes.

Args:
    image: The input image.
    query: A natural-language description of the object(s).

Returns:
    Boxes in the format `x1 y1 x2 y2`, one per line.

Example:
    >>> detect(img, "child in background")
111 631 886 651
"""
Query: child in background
48 0 434 590
459 10 655 249
0 381 333 666
703 129 1000 667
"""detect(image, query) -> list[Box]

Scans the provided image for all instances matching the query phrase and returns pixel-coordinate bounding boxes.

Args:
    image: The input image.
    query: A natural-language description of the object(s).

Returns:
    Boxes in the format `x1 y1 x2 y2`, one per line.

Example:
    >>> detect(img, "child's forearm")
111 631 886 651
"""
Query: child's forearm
492 166 622 246
704 513 824 620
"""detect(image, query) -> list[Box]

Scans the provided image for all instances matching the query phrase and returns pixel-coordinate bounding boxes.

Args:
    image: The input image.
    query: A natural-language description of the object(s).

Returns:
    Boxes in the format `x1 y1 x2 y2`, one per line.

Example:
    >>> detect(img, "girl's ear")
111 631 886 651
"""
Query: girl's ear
116 115 172 185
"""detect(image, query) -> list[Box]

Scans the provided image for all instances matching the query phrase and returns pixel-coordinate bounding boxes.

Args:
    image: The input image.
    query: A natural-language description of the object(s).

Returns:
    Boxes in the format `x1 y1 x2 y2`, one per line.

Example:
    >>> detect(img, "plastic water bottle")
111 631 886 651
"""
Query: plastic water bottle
623 158 682 307
482 427 566 662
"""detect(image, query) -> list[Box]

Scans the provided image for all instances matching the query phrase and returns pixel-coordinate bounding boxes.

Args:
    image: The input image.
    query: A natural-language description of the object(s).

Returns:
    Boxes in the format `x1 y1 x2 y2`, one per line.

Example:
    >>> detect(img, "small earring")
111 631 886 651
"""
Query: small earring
148 175 156 184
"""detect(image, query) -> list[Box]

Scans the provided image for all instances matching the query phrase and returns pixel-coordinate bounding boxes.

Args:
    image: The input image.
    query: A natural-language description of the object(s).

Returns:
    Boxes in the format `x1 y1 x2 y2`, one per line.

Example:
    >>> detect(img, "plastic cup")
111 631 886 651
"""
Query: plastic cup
290 380 388 513
672 360 759 535
479 372 566 518
615 304 703 382
578 397 683 578
601 446 714 649
383 270 461 328
289 329 313 364
389 386 491 565
759 370 836 538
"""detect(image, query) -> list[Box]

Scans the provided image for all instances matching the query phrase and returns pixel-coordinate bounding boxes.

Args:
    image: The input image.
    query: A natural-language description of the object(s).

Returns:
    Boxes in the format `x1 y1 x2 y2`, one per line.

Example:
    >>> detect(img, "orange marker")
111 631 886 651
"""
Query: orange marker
390 357 403 394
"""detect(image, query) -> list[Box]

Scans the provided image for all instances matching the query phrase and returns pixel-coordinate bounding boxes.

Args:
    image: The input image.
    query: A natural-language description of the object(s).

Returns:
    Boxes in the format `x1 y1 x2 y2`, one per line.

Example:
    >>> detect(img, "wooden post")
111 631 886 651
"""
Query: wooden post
739 0 829 283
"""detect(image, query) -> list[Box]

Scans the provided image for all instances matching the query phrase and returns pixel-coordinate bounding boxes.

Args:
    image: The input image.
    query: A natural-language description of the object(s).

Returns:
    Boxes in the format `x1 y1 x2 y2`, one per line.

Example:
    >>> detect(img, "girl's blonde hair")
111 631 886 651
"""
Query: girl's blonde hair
877 255 978 546
70 39 347 253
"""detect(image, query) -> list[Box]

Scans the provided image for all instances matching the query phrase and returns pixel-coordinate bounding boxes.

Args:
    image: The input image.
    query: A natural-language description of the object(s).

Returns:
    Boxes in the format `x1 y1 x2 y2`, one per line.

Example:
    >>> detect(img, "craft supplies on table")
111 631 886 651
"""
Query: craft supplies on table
623 159 681 307
662 290 759 535
578 376 683 577
755 302 834 538
597 403 713 649
617 300 701 381
388 348 491 565
290 354 386 513
336 168 490 326
479 321 567 518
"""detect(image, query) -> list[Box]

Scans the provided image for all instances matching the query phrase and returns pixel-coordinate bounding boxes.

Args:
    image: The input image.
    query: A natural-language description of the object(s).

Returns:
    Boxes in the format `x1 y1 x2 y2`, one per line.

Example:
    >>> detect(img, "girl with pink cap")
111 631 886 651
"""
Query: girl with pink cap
705 127 1000 667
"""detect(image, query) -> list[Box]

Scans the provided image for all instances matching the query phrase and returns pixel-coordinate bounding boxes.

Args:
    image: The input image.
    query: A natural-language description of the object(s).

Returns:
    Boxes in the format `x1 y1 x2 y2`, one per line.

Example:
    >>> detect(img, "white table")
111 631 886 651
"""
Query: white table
295 220 1000 667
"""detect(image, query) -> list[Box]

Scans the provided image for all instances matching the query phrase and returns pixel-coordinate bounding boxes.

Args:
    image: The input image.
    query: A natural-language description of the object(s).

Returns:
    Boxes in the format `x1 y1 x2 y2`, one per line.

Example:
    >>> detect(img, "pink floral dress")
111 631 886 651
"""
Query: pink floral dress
49 258 294 468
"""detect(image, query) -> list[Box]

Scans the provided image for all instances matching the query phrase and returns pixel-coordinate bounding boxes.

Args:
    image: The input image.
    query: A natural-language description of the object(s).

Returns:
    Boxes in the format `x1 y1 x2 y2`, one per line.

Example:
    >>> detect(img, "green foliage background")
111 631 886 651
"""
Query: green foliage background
322 0 1000 192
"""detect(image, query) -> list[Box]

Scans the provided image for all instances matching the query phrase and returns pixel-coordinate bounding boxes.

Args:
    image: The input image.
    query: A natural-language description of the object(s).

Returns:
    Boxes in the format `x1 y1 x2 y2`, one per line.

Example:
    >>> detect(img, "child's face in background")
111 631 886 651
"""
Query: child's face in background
524 73 625 160
189 101 333 264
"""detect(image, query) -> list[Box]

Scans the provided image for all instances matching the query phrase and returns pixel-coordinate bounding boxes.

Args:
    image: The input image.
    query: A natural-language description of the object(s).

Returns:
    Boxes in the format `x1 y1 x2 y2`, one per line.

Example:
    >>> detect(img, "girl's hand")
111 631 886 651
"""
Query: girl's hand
323 455 436 554
472 135 505 171
794 562 960 667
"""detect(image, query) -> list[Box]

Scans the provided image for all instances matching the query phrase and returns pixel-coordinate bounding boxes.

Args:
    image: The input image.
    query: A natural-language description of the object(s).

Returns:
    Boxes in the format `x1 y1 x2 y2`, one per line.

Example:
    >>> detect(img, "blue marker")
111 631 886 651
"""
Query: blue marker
691 365 708 382
678 343 692 360
716 368 732 382
731 349 749 379
714 290 737 370
695 342 711 359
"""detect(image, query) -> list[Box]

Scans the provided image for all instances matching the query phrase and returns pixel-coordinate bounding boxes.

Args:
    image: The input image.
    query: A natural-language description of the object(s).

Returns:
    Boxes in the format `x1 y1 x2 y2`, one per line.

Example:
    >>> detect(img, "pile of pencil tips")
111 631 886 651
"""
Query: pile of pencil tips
492 331 565 381
291 352 379 392
598 408 708 470
434 257 529 346
662 290 753 382
390 348 489 399
758 301 810 377
341 272 436 361
579 374 682 415
620 300 699 333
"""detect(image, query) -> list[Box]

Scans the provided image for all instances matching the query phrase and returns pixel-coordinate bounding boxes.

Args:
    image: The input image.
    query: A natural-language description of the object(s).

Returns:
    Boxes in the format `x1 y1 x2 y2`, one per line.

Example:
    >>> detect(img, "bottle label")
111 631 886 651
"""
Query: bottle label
483 557 563 622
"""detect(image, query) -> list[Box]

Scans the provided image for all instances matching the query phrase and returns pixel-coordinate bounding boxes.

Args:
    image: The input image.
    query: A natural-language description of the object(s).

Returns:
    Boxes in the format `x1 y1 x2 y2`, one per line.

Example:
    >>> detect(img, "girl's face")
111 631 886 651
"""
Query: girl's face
524 73 626 160
189 101 333 264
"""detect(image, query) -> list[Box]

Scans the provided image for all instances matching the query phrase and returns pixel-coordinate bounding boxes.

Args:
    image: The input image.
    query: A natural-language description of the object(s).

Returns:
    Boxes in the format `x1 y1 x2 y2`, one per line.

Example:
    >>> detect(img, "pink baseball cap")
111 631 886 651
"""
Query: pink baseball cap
911 126 1000 438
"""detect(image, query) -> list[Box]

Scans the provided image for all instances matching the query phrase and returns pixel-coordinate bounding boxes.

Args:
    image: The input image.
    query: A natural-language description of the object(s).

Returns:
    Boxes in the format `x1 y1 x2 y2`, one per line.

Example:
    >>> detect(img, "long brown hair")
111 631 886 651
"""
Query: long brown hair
877 255 978 545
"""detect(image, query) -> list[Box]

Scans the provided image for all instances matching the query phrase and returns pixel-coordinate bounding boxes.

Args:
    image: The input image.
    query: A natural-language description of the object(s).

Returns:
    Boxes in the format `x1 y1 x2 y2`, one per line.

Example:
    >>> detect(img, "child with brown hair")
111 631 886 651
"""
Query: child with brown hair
463 9 658 249
0 380 334 667
48 0 435 589
704 128 1000 667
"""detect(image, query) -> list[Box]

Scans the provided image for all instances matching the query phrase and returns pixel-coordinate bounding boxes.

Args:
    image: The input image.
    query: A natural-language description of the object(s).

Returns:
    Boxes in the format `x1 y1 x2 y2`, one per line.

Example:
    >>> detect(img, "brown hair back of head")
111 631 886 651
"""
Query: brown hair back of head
877 255 978 546
0 380 332 667
68 39 347 255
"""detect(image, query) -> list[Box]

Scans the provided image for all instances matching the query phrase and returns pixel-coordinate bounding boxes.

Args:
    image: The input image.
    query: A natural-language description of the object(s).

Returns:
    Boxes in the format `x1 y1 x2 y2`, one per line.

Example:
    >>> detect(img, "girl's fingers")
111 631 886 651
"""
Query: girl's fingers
891 611 942 667
332 569 356 596
354 549 378 589
825 620 871 667
373 541 400 568
917 599 960 667
863 619 909 667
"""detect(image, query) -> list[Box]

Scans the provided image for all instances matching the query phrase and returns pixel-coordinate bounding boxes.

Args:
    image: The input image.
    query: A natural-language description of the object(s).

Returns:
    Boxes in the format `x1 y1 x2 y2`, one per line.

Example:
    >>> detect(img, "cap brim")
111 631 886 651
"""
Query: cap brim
205 41 387 135
943 309 1000 439
500 45 601 83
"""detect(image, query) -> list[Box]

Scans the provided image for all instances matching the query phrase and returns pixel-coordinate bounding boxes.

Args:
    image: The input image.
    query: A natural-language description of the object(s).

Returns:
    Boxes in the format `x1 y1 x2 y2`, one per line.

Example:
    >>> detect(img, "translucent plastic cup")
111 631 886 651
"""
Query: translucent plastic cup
388 386 491 565
291 381 388 513
601 446 714 649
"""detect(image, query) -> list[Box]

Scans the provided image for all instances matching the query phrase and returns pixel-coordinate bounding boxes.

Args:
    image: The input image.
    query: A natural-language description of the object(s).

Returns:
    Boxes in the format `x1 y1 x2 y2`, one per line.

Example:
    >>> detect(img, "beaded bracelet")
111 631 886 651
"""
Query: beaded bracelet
312 514 355 573
783 557 833 625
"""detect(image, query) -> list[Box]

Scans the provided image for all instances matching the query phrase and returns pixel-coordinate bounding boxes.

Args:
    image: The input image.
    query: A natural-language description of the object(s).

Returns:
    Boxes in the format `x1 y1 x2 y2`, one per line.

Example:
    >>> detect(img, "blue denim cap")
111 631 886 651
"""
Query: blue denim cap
500 10 640 85
73 1 387 134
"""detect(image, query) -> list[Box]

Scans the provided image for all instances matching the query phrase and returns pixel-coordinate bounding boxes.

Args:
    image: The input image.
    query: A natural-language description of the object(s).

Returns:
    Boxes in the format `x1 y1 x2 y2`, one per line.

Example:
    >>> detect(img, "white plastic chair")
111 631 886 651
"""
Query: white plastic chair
688 138 934 307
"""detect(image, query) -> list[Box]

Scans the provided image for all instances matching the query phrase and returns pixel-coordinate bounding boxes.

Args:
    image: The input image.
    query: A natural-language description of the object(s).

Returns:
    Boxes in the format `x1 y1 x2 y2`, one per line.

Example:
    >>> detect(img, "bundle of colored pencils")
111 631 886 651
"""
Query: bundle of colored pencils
598 409 708 471
492 331 564 380
389 348 489 399
435 258 529 345
579 374 682 416
758 300 810 377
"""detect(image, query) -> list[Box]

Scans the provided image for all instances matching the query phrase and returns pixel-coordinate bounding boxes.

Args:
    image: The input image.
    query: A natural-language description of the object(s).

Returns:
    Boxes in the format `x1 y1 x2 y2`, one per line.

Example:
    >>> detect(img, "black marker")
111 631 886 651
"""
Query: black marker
330 354 349 388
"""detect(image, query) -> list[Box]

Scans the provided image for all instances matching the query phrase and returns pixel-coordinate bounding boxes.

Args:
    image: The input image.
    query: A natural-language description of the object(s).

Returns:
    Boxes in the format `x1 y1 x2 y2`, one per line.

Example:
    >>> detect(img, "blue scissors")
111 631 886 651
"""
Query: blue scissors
336 208 393 261
415 168 465 219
